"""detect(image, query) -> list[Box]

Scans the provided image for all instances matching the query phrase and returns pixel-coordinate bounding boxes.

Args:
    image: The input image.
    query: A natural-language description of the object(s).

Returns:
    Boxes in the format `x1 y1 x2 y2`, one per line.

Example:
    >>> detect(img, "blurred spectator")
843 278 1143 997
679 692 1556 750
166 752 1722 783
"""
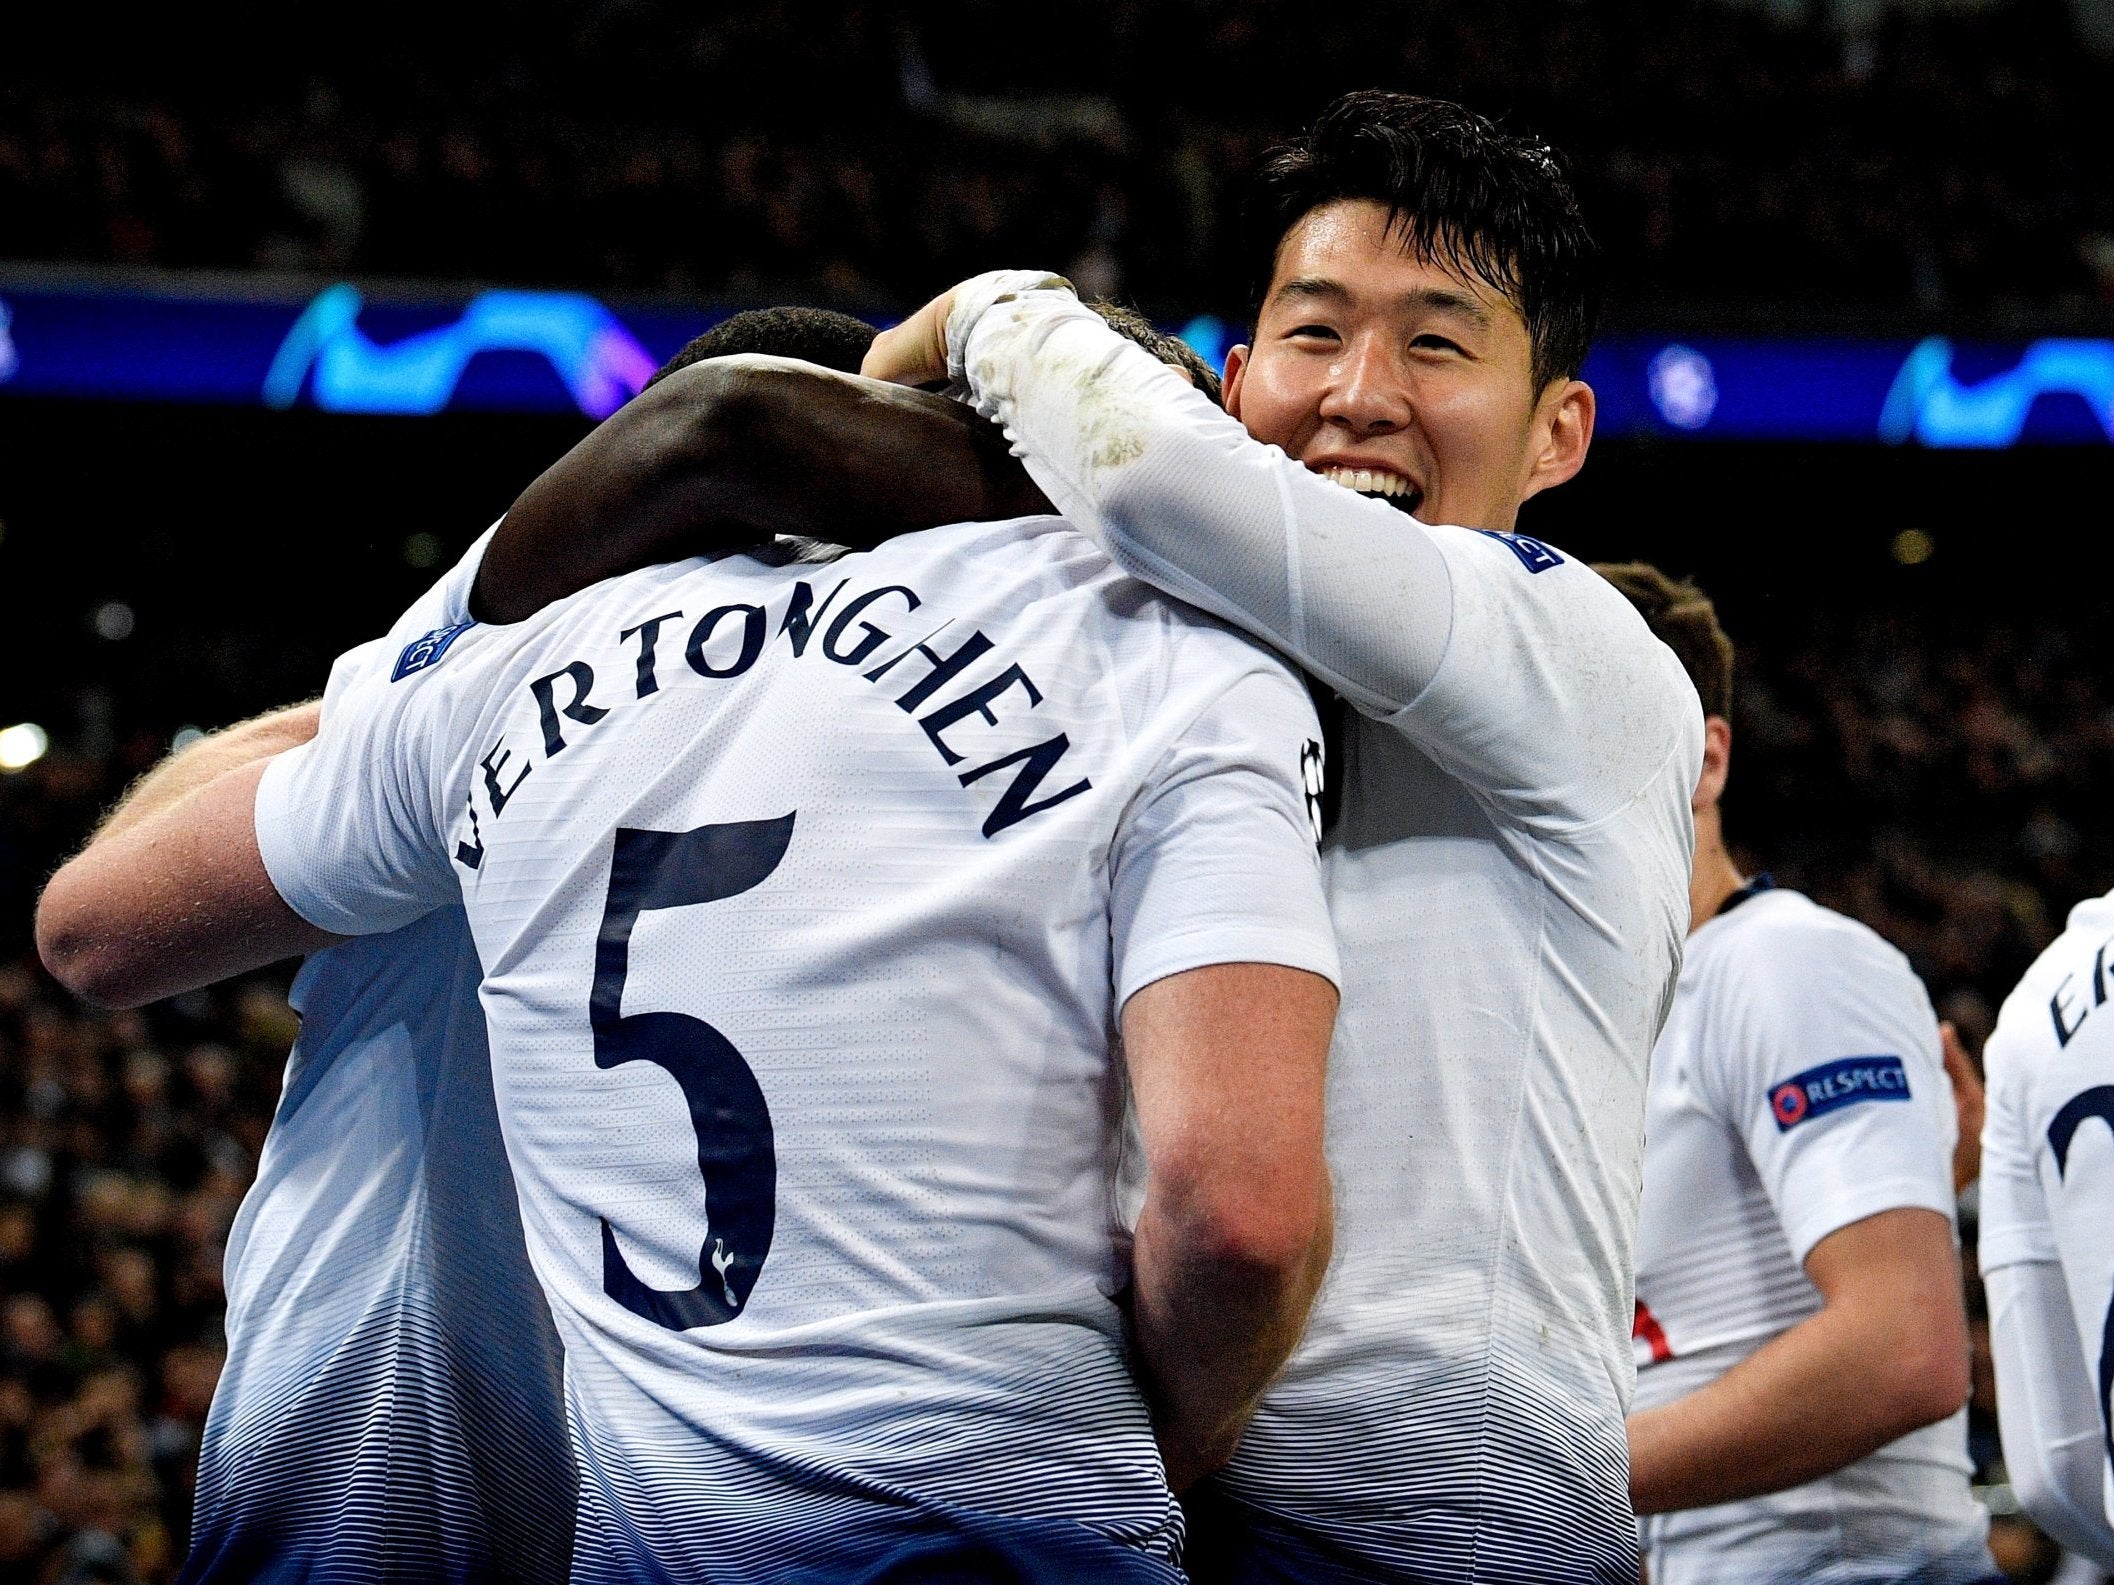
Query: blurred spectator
4 0 2111 318
0 735 280 1581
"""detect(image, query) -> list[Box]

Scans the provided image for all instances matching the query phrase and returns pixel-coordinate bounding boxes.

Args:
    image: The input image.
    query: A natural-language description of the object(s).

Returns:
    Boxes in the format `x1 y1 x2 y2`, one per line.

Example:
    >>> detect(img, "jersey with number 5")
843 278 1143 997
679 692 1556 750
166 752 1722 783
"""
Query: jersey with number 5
252 517 1340 1584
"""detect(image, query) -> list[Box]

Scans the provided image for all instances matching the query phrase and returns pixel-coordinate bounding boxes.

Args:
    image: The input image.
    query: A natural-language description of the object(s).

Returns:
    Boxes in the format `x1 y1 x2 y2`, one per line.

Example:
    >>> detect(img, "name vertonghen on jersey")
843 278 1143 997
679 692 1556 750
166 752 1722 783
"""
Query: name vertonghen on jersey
452 569 1097 872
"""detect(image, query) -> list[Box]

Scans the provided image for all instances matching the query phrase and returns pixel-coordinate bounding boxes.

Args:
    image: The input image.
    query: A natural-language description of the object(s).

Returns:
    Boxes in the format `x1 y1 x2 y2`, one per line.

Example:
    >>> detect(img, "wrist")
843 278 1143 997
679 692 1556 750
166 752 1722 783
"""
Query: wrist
942 269 1076 387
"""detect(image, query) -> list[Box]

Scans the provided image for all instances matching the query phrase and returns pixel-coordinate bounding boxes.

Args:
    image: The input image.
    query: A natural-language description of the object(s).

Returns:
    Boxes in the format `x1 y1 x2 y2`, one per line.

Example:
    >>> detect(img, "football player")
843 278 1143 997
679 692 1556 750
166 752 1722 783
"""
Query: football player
1604 562 1993 1585
472 91 1703 1584
40 335 1345 1580
1979 889 2114 1569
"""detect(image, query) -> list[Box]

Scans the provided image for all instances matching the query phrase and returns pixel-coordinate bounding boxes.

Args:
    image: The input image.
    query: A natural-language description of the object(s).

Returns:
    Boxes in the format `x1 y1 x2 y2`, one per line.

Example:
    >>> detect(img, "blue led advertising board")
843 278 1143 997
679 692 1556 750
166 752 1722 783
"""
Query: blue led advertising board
2 273 2110 448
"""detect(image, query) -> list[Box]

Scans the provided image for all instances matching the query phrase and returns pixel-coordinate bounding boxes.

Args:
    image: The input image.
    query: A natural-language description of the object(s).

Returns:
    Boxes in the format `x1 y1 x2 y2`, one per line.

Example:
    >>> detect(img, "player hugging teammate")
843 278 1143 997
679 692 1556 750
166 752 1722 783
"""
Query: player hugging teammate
35 86 2070 1585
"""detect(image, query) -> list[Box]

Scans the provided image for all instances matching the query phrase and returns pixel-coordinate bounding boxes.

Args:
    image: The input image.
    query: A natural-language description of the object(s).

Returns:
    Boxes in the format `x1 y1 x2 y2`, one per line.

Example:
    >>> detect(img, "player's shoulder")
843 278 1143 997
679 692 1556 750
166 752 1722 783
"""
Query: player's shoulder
1696 886 1918 998
1422 522 1703 751
1990 887 2114 1080
906 514 1303 676
1425 522 1664 637
871 513 1105 585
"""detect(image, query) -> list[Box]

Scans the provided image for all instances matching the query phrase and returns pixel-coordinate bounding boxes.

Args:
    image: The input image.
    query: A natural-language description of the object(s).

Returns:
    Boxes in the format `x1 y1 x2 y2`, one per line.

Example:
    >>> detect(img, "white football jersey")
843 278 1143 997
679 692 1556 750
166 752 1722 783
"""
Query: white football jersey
1982 888 2114 1542
1632 884 1991 1585
191 533 571 1584
949 275 1701 1583
254 516 1340 1583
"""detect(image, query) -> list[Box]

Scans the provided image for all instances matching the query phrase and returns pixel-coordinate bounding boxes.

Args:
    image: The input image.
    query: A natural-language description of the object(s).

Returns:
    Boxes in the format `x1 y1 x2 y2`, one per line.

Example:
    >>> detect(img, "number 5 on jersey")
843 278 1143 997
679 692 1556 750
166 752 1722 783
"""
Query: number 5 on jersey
592 814 794 1329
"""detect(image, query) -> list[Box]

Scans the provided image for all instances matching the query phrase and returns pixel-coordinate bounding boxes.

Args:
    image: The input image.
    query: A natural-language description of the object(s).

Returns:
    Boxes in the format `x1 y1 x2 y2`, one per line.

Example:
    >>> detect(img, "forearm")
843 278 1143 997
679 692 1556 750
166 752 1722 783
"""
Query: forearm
474 355 1047 623
95 701 320 843
1628 1301 1961 1512
41 759 339 1006
948 276 1453 715
1987 1263 2114 1569
1131 1192 1332 1489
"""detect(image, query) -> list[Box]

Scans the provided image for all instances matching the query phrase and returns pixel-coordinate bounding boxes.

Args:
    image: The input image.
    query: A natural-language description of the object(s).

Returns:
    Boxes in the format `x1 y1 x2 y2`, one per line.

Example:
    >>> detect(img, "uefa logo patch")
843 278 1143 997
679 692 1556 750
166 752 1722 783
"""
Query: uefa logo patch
1483 531 1566 574
393 620 475 681
1766 1054 1910 1132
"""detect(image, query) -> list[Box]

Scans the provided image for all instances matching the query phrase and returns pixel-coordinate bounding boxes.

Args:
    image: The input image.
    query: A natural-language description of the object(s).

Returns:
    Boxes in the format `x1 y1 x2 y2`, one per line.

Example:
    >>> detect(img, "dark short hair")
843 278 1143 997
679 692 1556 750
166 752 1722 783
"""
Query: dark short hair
1248 91 1601 388
1593 562 1734 720
1088 301 1223 406
646 306 877 389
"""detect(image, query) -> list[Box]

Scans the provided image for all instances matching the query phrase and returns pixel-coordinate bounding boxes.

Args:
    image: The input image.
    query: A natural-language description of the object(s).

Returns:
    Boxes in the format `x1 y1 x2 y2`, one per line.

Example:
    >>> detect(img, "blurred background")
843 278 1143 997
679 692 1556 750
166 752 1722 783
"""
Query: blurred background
3 2 2112 1579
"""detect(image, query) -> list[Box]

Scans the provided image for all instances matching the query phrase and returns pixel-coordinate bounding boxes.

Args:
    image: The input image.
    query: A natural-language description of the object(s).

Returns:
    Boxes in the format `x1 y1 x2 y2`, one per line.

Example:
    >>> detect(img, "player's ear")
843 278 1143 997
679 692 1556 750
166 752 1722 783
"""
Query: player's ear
1521 379 1594 501
1693 715 1732 814
1222 344 1254 420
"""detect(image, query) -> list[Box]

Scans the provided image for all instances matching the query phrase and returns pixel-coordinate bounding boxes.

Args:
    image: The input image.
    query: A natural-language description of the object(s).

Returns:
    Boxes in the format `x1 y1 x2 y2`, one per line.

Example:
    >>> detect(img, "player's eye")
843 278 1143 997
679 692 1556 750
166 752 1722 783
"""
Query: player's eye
1286 323 1339 343
1411 333 1466 354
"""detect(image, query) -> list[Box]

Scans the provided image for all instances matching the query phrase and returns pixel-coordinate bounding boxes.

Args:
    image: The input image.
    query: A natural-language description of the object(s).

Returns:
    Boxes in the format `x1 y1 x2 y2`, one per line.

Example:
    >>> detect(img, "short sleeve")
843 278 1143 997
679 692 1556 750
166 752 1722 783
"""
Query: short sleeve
1391 529 1704 832
255 653 477 937
321 637 394 713
1979 1019 2061 1272
320 524 499 714
1109 658 1339 1007
1702 918 1957 1265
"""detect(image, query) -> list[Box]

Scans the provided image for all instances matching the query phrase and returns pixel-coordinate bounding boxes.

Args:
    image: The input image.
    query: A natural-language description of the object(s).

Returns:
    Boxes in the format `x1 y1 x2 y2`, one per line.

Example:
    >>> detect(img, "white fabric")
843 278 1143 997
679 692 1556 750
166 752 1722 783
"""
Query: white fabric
1987 1263 2114 1570
255 516 1338 1577
1982 887 2114 1560
1631 886 1990 1585
202 526 572 1581
949 272 1702 1582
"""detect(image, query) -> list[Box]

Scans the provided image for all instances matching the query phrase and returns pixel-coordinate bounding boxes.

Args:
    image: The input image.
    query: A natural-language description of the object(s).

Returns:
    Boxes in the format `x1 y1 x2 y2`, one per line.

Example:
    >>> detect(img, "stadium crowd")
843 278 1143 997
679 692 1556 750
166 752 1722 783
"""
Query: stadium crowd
0 588 2104 1579
5 0 2112 319
6 9 2114 1574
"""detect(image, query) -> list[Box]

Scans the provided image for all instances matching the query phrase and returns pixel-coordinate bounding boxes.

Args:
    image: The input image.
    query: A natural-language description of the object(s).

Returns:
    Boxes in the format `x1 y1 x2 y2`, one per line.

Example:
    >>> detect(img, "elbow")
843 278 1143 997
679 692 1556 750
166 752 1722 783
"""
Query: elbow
35 867 145 1008
1156 1155 1333 1290
1884 1326 1973 1435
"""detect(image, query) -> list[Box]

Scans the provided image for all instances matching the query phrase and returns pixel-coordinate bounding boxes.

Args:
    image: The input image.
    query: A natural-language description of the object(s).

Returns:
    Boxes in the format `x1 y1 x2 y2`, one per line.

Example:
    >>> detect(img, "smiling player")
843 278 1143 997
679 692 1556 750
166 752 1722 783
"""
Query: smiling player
472 92 1703 1582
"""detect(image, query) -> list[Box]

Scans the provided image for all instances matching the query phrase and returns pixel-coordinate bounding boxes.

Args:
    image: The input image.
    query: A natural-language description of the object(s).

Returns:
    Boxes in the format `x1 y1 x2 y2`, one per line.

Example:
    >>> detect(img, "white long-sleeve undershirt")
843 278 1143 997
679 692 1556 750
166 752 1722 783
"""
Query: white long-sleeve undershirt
1987 1260 2114 1571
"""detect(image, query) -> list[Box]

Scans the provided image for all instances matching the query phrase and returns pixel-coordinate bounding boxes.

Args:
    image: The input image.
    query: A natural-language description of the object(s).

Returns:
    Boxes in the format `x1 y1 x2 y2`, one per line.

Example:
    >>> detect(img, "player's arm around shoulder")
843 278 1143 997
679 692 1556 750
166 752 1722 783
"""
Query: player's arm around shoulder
1106 638 1340 1488
476 353 1045 623
1629 905 1971 1513
38 743 338 1009
39 650 473 1008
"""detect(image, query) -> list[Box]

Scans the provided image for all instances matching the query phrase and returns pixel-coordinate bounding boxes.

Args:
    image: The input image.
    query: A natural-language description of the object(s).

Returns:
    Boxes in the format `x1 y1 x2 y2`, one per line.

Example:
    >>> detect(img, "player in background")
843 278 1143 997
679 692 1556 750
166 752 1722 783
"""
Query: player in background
40 331 1343 1580
49 308 897 1585
82 562 573 1585
1977 889 2114 1570
1603 562 1994 1585
473 92 1702 1584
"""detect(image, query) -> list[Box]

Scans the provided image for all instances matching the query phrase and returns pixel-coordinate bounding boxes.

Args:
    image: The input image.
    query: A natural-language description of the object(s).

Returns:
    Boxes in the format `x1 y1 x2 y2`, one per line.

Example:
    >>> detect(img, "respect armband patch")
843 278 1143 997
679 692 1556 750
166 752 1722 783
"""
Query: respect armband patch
1481 531 1565 573
1767 1055 1911 1131
393 620 474 681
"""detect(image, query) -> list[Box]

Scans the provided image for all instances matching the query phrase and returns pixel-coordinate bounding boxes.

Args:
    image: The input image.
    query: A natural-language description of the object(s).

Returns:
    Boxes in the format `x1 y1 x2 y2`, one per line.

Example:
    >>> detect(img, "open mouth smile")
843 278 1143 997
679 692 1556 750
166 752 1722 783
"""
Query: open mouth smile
1317 465 1424 515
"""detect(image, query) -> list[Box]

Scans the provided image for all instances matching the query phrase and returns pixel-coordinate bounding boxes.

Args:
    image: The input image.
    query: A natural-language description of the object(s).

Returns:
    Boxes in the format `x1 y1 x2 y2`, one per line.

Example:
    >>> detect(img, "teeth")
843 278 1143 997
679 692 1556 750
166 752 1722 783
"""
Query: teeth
1321 466 1413 499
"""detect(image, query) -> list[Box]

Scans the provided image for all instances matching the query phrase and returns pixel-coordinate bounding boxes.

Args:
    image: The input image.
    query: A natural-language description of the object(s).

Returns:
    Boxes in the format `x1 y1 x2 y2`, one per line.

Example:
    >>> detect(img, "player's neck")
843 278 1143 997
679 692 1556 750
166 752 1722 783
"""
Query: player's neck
1688 810 1745 934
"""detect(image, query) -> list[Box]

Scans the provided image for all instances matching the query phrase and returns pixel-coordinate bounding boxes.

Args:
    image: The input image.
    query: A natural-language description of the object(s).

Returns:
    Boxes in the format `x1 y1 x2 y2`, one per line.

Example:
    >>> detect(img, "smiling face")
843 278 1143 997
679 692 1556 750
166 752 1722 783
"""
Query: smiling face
1223 199 1596 534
